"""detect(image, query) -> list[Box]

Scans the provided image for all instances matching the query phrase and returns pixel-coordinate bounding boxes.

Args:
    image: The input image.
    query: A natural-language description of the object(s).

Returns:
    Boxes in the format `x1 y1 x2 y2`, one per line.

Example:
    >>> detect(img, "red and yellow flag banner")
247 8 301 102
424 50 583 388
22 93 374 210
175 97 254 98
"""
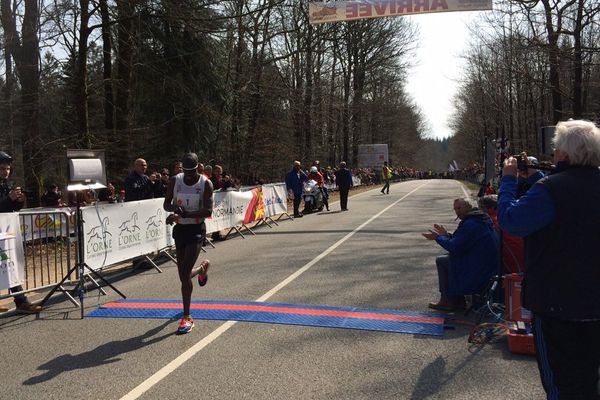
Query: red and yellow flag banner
309 0 493 24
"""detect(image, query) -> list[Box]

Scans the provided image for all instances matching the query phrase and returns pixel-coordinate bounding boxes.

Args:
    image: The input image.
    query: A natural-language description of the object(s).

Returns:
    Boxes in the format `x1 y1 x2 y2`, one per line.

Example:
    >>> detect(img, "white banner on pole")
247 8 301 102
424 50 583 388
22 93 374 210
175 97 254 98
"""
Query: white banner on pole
262 183 288 218
82 199 168 270
309 0 493 24
0 213 26 290
357 144 388 168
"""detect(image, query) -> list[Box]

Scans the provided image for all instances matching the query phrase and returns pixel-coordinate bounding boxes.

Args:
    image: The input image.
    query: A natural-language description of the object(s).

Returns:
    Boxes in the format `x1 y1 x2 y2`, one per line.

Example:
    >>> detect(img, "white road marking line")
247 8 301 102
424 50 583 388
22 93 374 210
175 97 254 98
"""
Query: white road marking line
120 181 430 400
460 182 471 198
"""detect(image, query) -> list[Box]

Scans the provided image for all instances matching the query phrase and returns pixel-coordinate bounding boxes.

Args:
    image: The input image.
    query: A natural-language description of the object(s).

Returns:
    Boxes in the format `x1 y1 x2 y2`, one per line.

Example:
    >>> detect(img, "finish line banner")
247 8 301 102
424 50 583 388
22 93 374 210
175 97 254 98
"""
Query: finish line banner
309 0 493 24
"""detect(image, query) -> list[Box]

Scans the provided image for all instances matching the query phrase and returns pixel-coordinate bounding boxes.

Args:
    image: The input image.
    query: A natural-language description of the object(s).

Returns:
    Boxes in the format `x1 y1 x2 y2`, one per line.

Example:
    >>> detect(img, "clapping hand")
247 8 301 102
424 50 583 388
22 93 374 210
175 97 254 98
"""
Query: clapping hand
422 224 448 240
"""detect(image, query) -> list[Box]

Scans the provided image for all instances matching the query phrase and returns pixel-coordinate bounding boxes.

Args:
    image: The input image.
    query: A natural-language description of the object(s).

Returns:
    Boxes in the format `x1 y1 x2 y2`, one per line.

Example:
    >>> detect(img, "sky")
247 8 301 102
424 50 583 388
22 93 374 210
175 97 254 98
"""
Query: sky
405 12 483 140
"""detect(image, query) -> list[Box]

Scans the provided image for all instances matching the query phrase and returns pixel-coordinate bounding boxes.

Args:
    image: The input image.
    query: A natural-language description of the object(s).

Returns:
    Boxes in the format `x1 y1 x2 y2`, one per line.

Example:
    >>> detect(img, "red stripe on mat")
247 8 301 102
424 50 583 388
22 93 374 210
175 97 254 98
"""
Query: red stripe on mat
103 302 443 324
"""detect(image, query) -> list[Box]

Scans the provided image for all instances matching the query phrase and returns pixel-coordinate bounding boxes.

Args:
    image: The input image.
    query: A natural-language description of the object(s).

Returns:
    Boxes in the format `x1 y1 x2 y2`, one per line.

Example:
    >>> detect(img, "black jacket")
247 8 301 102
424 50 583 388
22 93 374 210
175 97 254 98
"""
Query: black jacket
0 180 24 213
524 165 600 320
123 171 154 202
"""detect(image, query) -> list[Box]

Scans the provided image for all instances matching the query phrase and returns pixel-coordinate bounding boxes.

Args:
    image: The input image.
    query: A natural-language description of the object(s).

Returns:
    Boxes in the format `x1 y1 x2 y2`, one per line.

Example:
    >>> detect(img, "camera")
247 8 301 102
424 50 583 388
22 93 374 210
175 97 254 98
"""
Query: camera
514 154 529 172
513 154 554 172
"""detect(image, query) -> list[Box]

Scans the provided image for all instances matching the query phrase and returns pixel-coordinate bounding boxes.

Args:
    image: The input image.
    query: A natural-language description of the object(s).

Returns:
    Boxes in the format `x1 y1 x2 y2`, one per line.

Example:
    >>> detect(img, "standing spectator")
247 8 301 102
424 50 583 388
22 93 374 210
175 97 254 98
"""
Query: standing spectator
98 182 117 203
285 161 308 218
171 161 183 175
164 153 213 334
41 184 62 207
210 165 224 190
154 168 170 198
381 161 392 194
204 165 212 179
497 120 600 400
222 174 234 190
478 195 524 274
210 165 226 241
0 151 42 313
123 158 154 202
334 161 353 211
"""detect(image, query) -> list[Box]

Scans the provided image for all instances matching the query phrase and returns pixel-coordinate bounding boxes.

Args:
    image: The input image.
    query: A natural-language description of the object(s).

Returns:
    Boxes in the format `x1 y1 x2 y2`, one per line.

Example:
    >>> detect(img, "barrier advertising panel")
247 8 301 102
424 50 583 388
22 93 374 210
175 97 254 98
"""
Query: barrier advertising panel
82 199 168 270
262 184 288 218
206 188 265 233
0 213 26 290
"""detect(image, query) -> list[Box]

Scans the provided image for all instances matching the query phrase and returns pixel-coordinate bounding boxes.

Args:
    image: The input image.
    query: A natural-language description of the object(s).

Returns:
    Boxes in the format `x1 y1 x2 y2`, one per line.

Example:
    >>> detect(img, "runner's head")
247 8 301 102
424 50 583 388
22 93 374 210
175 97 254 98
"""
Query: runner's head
181 153 199 177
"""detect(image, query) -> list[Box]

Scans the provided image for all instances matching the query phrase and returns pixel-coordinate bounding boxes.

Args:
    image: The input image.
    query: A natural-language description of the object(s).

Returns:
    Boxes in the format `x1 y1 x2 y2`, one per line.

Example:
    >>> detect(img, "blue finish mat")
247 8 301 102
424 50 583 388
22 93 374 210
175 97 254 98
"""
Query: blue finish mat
87 299 445 336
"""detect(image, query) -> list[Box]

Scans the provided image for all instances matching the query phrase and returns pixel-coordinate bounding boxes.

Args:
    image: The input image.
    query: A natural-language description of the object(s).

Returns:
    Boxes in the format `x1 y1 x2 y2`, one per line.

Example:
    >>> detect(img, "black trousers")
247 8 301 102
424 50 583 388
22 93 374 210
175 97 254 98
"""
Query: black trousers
381 179 390 193
9 285 28 306
533 314 600 400
293 196 302 216
339 187 349 210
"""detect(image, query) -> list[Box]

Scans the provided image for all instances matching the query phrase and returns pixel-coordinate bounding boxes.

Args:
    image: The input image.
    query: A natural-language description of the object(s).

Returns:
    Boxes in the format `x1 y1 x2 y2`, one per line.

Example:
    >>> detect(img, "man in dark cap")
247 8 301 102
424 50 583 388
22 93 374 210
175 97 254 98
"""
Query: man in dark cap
0 151 42 313
164 153 213 334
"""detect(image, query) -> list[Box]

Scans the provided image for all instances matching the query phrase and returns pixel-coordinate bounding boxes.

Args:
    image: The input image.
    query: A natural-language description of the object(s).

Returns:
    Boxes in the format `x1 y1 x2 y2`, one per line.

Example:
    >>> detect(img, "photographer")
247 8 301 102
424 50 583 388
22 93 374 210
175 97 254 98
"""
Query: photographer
515 154 546 197
0 151 42 314
497 120 600 400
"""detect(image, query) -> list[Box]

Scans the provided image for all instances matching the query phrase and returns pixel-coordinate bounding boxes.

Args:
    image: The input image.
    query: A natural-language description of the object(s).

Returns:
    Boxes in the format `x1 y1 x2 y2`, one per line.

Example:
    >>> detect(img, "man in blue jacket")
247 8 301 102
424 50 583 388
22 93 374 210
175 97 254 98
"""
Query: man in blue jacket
498 119 600 400
423 197 499 311
285 161 307 218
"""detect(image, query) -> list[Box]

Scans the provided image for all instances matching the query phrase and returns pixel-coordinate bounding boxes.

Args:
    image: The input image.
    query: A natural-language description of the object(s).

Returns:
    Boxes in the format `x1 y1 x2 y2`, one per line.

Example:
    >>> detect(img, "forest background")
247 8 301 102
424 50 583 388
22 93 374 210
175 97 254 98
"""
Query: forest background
0 0 599 205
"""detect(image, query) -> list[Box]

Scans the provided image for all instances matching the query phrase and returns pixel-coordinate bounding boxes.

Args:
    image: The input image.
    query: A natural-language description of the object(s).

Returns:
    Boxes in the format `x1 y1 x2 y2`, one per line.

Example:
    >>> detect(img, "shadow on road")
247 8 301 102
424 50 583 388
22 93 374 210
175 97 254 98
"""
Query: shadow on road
23 319 173 385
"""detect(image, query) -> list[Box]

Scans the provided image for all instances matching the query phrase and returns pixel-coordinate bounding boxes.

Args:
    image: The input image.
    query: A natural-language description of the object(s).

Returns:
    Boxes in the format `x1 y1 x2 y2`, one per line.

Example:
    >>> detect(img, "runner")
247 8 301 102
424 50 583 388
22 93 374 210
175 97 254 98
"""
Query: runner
164 153 213 334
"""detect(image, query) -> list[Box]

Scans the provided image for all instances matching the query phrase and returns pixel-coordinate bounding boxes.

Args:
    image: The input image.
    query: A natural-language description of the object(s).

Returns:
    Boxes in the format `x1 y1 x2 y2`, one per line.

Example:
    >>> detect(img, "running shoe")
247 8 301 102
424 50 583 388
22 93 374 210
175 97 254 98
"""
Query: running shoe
197 259 210 287
177 317 194 334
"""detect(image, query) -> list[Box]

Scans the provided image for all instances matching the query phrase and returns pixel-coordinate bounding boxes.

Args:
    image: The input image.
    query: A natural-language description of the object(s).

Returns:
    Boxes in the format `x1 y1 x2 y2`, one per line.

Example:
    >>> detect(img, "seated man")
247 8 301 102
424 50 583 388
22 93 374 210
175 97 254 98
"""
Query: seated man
422 197 499 311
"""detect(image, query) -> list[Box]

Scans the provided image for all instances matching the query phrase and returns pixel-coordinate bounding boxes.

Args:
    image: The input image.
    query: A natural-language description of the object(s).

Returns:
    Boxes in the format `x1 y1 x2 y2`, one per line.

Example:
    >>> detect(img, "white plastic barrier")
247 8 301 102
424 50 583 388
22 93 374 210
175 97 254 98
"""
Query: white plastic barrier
82 199 168 270
262 183 288 218
0 213 26 290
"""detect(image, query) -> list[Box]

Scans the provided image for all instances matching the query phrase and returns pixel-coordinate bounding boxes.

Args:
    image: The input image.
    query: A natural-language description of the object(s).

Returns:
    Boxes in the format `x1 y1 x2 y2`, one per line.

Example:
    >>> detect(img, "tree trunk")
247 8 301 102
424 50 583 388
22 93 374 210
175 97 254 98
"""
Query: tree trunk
99 0 114 131
115 1 136 136
76 0 91 148
541 0 563 123
571 0 584 118
1 0 41 199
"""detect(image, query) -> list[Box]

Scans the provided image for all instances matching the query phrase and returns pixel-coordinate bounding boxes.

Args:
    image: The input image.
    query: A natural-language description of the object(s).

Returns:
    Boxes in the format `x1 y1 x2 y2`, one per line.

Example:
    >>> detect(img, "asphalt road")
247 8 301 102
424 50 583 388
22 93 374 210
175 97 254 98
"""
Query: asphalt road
0 179 545 400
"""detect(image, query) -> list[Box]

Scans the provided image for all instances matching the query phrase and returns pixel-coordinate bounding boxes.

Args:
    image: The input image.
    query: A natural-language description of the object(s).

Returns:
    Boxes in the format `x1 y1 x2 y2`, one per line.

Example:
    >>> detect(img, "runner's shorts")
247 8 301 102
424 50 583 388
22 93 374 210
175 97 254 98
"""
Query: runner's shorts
172 222 206 246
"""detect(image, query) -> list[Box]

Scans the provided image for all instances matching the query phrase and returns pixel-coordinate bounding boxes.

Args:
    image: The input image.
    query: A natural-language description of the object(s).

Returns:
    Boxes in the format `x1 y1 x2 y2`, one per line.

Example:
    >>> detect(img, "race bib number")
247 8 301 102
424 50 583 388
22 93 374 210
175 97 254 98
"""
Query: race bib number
176 193 201 211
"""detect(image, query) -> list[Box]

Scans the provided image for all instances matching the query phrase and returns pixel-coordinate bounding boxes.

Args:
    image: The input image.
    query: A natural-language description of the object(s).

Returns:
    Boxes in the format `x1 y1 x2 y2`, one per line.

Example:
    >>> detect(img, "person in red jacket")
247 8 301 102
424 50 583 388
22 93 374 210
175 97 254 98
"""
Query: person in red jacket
478 195 524 273
307 166 329 211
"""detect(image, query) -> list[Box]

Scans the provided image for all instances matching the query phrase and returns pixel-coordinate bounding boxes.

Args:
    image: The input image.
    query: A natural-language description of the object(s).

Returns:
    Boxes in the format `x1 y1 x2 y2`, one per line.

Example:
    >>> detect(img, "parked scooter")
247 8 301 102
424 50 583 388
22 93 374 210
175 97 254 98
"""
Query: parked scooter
302 179 324 213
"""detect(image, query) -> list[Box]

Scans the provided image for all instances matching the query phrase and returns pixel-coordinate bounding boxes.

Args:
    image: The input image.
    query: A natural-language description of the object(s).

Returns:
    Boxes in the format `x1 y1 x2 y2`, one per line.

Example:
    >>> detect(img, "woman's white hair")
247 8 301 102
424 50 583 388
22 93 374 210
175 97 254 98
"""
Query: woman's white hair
553 120 600 166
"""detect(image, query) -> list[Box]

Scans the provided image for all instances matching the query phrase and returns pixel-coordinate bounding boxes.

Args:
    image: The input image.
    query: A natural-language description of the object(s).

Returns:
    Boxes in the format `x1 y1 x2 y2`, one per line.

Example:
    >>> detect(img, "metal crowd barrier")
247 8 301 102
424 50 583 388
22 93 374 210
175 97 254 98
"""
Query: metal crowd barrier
0 210 76 300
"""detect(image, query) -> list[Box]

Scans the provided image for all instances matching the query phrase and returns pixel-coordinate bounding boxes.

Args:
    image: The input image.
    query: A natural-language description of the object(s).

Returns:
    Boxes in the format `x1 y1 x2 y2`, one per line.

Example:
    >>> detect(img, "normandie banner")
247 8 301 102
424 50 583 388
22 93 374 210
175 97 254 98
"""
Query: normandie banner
309 0 493 24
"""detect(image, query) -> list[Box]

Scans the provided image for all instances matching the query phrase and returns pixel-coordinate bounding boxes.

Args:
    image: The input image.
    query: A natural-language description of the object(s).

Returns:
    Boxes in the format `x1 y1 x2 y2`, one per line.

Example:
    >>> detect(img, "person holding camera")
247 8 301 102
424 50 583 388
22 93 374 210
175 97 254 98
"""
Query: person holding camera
498 120 600 400
0 151 42 314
